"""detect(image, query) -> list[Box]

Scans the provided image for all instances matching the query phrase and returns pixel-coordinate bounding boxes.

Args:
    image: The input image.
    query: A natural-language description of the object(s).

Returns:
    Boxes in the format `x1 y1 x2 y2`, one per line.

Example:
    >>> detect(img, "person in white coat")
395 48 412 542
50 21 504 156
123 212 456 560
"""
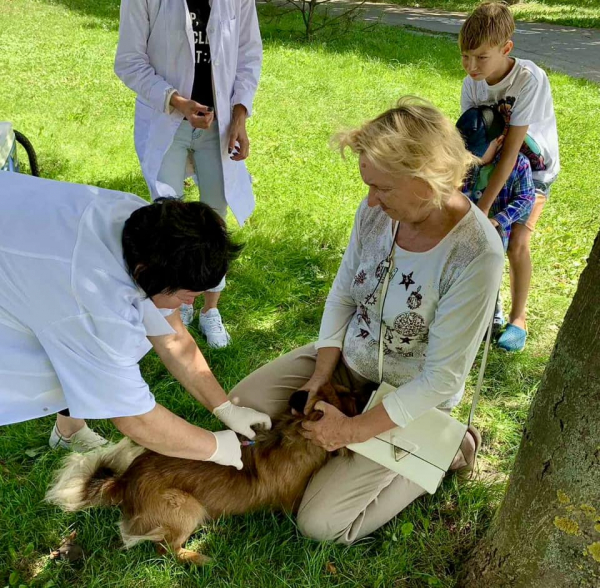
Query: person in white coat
115 0 262 347
0 172 270 462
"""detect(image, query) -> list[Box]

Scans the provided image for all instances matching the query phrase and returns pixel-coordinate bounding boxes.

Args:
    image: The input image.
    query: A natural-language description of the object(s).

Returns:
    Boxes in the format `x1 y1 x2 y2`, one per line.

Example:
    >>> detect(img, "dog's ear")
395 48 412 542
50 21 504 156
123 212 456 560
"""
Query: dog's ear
289 390 309 414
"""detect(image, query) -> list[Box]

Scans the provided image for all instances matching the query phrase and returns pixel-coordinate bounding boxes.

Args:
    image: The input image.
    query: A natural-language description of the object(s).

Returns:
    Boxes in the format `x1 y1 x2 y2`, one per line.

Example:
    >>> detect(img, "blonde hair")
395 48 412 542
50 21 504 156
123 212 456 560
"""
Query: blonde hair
459 2 515 52
336 96 475 208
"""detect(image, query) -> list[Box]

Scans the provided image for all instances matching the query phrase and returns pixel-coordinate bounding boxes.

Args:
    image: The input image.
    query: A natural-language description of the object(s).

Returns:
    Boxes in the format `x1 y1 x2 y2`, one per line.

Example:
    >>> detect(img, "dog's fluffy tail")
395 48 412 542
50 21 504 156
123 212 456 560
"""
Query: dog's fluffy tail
45 438 145 511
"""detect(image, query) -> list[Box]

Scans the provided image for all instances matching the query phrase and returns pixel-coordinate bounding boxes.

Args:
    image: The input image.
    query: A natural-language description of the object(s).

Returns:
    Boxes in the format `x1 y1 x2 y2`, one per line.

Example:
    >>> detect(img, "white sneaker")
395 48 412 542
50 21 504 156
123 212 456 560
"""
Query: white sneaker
198 308 231 349
180 303 195 326
49 423 108 453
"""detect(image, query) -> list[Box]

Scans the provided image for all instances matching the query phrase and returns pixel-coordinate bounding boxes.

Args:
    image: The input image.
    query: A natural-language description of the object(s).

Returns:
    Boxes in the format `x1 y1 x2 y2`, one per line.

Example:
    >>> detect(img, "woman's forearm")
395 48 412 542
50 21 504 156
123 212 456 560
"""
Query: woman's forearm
150 319 229 411
112 404 216 460
349 402 397 444
312 347 342 383
160 335 228 410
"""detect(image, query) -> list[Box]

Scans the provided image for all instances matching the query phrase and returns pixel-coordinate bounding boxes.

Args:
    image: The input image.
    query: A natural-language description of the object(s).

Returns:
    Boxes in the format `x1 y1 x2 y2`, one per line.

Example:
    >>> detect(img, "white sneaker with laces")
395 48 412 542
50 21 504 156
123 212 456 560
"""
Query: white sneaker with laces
198 308 231 348
180 303 195 326
49 423 109 453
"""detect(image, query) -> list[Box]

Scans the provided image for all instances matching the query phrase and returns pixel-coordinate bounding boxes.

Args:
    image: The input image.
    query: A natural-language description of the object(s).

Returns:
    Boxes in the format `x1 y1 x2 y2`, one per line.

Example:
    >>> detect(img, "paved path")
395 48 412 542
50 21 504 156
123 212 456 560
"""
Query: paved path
267 1 600 83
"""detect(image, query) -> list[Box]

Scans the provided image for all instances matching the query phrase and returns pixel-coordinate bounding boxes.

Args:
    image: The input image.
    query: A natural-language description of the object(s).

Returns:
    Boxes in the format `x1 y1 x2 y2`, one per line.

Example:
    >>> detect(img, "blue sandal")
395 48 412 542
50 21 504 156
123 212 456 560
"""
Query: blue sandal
497 323 527 352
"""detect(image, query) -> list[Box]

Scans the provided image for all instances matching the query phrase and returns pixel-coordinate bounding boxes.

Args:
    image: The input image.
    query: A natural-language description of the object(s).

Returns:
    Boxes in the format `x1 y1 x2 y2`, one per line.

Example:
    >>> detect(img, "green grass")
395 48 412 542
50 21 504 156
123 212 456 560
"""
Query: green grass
1 0 600 586
380 0 600 29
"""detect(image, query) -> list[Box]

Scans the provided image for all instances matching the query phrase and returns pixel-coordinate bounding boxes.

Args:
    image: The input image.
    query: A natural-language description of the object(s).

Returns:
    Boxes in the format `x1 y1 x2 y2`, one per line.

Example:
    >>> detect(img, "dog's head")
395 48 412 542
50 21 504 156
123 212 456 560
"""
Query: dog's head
288 382 364 422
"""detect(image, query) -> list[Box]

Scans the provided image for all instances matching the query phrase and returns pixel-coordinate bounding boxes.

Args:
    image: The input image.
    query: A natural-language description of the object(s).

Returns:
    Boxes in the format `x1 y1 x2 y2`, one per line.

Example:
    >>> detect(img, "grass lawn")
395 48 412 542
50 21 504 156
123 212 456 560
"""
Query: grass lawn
1 1 599 586
380 0 600 29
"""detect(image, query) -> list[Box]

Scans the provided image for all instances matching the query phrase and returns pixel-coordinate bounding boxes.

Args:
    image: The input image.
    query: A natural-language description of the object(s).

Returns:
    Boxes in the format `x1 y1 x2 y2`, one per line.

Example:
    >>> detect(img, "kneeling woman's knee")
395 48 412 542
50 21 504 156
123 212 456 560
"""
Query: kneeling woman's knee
297 509 341 542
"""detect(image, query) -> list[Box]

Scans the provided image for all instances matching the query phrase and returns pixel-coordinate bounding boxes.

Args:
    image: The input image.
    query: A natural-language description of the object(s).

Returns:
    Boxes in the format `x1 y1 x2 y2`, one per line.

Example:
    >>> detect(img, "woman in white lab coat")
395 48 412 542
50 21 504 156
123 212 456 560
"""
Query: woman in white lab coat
115 0 262 347
0 173 271 463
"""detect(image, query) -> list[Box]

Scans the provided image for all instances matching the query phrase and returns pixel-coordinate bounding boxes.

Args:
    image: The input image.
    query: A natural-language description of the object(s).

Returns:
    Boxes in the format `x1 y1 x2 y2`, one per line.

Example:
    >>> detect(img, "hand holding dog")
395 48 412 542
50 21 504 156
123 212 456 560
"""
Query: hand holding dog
213 400 272 439
301 401 355 452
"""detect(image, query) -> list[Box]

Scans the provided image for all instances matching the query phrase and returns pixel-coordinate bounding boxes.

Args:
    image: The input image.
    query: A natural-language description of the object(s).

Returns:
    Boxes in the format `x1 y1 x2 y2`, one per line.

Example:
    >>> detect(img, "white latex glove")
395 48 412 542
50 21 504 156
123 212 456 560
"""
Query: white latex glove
213 401 272 439
206 430 243 470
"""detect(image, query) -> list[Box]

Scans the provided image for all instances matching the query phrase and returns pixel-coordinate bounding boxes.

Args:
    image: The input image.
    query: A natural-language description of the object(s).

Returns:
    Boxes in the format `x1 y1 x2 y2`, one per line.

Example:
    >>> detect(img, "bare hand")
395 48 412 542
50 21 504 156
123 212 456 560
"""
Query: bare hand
228 105 249 161
490 218 500 228
186 102 214 129
299 376 329 415
301 401 355 451
171 94 214 129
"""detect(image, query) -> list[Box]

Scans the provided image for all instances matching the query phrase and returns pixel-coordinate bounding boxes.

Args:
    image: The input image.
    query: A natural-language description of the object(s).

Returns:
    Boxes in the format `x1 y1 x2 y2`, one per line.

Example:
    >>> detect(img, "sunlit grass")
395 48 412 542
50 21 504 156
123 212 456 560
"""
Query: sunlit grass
0 0 599 586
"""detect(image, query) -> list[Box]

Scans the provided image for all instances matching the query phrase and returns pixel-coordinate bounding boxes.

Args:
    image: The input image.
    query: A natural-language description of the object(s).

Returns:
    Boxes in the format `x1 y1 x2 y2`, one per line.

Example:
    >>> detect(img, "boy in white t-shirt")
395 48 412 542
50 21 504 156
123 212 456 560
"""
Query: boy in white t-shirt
459 1 560 352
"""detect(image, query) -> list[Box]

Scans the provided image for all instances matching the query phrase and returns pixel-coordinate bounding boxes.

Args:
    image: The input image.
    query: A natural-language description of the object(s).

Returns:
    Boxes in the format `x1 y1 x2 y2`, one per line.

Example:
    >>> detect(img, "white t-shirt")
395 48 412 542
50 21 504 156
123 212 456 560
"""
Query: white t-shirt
461 58 560 184
0 173 175 425
316 199 504 428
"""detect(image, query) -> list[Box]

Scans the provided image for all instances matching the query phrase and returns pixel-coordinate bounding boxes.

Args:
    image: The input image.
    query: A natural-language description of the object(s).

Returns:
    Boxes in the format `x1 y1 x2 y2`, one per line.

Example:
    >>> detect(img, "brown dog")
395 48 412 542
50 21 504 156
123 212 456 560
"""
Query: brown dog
46 383 369 565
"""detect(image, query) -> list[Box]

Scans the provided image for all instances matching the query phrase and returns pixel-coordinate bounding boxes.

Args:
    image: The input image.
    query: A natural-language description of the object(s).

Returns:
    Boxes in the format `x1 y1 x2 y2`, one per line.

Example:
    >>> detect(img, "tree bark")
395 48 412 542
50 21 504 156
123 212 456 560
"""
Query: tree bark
458 231 600 587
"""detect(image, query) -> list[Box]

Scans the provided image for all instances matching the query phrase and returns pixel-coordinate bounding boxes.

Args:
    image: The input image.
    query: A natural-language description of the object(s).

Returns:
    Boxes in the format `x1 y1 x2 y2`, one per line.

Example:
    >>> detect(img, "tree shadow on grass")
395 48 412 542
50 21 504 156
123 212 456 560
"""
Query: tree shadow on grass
259 6 467 82
37 0 467 78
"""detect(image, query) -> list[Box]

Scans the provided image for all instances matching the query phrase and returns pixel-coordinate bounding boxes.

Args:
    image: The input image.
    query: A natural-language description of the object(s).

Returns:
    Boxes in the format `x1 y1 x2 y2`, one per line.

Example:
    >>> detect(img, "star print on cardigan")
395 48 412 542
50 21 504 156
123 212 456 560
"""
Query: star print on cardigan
400 271 415 291
365 292 378 306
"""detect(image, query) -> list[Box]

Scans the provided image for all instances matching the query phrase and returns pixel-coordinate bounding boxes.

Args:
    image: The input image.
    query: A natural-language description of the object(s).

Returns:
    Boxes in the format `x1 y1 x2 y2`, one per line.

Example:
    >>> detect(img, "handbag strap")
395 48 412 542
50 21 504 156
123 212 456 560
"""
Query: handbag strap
469 298 495 427
377 220 495 426
378 221 400 383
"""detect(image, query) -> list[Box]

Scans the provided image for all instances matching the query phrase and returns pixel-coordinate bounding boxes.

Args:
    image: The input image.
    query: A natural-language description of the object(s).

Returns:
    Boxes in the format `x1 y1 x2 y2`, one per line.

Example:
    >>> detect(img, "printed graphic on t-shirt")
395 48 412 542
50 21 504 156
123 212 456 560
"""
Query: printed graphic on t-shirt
492 97 546 172
461 58 559 184
187 0 214 108
358 260 428 360
190 9 210 65
472 65 547 172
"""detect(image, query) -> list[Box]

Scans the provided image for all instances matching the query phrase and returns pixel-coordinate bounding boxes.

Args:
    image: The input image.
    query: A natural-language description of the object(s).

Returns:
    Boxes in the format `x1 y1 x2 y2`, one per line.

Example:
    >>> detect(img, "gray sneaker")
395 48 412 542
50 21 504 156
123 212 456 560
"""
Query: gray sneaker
49 423 108 452
198 308 231 348
180 303 195 326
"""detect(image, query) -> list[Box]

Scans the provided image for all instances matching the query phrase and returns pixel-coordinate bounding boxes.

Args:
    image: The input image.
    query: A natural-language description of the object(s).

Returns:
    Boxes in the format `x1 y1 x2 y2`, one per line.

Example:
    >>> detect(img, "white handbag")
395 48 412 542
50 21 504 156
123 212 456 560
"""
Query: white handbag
347 222 494 494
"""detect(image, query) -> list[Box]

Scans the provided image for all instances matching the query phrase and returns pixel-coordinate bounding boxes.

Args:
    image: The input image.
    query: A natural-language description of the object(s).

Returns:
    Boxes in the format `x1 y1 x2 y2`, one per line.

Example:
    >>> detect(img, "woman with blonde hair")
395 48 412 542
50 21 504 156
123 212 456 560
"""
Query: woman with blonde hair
231 97 504 543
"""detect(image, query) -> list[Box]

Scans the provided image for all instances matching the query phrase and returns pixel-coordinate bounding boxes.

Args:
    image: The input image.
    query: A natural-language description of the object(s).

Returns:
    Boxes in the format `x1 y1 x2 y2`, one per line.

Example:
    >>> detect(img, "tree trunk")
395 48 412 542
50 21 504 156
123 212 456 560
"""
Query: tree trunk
458 230 600 587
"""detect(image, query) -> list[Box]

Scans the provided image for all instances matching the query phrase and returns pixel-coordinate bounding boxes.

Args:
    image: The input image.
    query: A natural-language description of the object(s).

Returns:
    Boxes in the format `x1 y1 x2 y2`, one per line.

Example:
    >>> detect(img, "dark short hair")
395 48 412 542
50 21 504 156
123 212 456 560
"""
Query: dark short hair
122 199 243 298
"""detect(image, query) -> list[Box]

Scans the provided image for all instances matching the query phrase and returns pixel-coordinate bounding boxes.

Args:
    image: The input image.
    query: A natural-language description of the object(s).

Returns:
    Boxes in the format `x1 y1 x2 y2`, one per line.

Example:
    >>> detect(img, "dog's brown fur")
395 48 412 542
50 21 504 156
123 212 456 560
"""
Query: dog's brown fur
46 383 369 565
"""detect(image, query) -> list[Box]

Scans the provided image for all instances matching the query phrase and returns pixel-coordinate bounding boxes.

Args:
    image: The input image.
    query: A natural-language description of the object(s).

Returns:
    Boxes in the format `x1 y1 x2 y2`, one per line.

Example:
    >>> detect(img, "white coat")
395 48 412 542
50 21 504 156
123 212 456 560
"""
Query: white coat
0 173 175 425
114 0 262 225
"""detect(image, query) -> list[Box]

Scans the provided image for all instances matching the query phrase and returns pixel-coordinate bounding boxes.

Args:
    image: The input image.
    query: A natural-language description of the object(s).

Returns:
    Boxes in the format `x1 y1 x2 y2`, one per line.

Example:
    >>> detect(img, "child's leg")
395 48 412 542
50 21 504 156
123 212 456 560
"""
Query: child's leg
507 193 547 329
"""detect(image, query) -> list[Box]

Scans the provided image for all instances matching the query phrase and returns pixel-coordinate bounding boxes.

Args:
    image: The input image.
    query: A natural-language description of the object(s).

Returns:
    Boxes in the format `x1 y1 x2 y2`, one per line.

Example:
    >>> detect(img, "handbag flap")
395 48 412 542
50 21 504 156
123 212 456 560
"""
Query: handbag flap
347 437 444 495
363 382 467 472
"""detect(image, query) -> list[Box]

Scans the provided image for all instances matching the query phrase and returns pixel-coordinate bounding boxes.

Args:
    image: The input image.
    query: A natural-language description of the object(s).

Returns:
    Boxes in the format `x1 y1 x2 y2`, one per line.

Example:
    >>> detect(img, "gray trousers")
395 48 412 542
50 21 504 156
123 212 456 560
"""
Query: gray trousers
156 120 227 293
229 343 430 544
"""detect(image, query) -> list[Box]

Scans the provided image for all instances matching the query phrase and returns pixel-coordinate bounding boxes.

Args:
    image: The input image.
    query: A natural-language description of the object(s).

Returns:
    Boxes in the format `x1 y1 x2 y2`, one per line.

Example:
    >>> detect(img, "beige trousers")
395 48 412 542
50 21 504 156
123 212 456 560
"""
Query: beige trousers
228 343 430 545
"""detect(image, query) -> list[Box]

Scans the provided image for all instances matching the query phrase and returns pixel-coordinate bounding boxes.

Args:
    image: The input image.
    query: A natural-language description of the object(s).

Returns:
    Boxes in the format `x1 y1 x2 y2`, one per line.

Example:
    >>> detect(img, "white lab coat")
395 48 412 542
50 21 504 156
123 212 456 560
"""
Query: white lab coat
114 0 262 225
0 173 175 425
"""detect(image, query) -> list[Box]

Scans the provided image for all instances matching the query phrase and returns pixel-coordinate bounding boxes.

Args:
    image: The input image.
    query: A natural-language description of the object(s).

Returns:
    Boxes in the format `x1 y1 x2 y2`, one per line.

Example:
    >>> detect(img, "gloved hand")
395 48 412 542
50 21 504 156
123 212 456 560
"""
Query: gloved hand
213 401 272 439
206 430 243 470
